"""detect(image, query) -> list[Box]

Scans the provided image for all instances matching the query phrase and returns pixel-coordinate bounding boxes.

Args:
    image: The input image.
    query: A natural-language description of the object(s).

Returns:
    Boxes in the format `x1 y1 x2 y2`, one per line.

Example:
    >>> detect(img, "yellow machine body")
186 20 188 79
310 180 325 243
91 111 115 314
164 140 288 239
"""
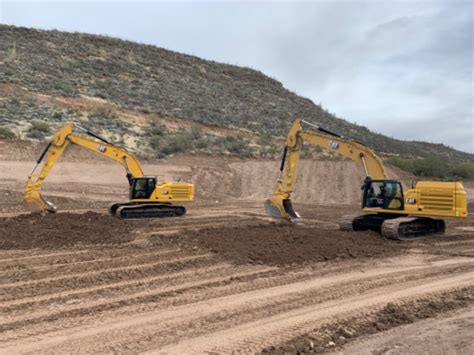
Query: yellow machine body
363 181 467 218
131 182 195 203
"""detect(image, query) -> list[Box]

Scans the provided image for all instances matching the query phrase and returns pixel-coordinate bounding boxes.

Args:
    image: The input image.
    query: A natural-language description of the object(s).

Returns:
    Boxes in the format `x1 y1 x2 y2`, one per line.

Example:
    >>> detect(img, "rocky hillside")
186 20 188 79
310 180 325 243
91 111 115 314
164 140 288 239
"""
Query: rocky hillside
0 25 472 163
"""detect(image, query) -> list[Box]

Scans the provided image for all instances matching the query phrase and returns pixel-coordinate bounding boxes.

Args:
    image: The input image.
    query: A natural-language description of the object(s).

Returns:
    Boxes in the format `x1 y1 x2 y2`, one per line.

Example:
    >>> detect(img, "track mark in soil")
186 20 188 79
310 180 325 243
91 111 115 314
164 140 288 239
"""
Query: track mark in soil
1 259 472 353
152 272 474 354
0 253 212 289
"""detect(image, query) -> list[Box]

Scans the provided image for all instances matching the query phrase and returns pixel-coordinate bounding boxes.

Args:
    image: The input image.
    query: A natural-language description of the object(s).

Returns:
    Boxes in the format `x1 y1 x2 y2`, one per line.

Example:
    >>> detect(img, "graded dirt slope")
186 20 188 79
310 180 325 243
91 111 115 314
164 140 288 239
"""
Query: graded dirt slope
0 154 409 212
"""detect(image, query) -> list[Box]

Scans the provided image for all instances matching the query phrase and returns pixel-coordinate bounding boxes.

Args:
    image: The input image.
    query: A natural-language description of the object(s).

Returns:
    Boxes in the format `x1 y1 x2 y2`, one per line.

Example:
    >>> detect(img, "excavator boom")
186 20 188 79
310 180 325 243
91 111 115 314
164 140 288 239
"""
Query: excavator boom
24 122 194 219
24 123 144 212
265 118 467 239
265 118 386 220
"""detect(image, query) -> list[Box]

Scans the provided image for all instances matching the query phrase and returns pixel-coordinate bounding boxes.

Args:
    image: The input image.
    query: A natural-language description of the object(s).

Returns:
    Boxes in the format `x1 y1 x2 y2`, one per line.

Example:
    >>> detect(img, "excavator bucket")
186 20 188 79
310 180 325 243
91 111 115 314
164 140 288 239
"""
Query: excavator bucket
24 183 57 213
264 195 300 221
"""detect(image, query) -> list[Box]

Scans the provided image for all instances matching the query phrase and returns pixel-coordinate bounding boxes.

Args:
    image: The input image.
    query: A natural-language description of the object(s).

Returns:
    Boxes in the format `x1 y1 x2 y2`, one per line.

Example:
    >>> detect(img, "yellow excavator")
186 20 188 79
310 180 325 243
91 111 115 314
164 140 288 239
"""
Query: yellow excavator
265 119 468 240
24 122 194 219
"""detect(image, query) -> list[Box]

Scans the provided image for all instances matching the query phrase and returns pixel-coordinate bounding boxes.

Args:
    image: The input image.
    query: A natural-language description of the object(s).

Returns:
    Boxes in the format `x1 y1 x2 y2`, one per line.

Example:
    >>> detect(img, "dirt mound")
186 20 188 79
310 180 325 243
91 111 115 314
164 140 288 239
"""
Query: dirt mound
0 212 133 249
154 224 407 266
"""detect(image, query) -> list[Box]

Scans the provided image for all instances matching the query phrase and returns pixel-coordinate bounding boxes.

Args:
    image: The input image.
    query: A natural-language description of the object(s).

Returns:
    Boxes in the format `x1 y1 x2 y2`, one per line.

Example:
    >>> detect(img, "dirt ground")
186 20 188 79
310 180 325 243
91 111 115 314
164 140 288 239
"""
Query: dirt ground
0 153 473 354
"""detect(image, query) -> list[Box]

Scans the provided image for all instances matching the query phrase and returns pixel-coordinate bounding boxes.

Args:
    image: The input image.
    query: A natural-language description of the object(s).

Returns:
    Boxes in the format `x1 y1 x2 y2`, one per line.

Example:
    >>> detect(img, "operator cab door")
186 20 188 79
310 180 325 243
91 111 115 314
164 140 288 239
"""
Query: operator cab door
362 180 404 210
130 177 156 200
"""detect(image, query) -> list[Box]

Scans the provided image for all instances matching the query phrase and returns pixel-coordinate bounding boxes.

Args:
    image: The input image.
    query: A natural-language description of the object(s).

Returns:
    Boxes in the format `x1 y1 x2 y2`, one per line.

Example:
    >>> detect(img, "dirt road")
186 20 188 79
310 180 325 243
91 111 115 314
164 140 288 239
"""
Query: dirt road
0 155 473 353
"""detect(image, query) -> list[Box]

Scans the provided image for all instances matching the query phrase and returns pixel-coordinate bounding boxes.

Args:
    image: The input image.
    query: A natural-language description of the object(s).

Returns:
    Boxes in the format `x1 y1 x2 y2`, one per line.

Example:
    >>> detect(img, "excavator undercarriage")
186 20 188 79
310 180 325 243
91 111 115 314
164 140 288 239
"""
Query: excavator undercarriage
109 202 187 219
339 214 446 240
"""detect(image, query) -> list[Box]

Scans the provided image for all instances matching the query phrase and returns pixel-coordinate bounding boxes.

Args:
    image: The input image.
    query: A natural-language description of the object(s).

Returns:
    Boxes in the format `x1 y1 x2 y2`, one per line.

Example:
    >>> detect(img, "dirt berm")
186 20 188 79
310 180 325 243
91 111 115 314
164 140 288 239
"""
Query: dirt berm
0 211 407 265
153 223 408 266
0 212 133 249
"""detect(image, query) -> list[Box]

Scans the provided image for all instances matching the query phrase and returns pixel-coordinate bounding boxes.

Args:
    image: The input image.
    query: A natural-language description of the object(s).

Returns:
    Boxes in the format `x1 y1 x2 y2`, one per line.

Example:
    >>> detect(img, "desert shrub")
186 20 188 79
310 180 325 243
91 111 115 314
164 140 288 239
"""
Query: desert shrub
224 136 255 157
27 120 51 138
9 97 20 106
0 126 15 139
452 163 474 179
160 132 194 155
91 105 117 120
386 156 474 180
5 42 18 62
148 125 168 150
51 111 64 121
53 82 75 96
147 125 167 137
220 136 247 154
257 132 272 146
195 135 211 149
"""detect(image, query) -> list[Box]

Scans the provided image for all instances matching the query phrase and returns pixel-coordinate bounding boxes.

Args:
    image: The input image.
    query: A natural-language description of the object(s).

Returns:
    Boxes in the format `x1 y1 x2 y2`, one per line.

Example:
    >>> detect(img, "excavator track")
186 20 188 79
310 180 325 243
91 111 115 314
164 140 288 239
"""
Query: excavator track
339 214 367 232
381 217 445 241
109 203 186 220
339 214 445 240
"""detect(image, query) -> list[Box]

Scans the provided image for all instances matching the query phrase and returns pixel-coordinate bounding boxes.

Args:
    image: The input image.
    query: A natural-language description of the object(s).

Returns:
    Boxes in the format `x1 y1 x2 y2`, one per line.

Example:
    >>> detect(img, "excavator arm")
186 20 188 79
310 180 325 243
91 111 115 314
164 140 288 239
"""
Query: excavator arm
24 122 145 212
265 118 386 220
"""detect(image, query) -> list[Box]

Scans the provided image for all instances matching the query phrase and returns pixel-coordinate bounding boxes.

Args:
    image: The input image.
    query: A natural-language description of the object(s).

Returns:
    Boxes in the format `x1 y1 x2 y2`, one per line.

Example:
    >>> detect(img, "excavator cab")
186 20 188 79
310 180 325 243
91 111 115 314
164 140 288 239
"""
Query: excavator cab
362 179 404 211
129 177 156 200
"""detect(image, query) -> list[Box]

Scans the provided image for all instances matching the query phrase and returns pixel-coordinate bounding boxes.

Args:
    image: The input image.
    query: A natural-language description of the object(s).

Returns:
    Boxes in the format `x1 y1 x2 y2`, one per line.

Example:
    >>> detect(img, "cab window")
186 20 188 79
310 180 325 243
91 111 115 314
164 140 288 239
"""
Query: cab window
131 178 155 199
364 181 403 210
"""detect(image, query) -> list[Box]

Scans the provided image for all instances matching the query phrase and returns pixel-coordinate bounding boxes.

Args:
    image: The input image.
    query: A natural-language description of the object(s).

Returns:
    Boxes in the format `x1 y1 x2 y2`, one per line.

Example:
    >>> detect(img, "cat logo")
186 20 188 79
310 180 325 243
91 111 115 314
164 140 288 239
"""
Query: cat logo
97 144 107 153
328 140 340 150
406 197 416 204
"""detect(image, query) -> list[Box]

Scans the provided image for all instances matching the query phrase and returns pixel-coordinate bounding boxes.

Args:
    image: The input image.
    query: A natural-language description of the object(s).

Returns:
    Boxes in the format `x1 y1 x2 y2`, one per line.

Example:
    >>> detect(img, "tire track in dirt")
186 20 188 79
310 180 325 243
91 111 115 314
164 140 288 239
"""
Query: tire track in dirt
0 249 93 262
0 249 193 282
1 255 472 354
0 254 212 288
0 245 182 263
153 272 474 354
0 264 274 321
5 255 468 317
0 266 277 339
0 254 216 302
0 249 182 275
0 263 233 310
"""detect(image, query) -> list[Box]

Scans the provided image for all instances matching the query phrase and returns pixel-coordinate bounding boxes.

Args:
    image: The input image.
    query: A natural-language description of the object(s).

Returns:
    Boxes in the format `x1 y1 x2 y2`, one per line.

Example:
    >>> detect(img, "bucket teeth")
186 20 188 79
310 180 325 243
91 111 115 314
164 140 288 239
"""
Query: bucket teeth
44 200 57 213
283 199 300 220
264 197 300 221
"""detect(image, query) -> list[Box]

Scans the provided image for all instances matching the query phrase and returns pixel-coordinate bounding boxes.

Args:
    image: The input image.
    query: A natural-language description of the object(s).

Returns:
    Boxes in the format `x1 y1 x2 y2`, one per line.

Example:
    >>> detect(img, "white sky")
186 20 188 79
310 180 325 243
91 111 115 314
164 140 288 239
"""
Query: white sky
1 0 473 153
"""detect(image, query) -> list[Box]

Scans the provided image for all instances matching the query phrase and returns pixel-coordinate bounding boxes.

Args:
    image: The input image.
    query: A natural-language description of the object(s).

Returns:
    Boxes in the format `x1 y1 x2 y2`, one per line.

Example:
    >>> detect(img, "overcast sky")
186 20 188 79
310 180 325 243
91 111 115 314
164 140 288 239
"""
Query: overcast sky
1 1 472 153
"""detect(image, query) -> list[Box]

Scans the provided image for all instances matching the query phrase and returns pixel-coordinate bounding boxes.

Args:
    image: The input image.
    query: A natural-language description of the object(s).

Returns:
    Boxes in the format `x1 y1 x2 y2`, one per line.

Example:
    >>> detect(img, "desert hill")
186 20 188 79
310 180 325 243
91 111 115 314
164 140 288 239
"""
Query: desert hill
0 25 472 165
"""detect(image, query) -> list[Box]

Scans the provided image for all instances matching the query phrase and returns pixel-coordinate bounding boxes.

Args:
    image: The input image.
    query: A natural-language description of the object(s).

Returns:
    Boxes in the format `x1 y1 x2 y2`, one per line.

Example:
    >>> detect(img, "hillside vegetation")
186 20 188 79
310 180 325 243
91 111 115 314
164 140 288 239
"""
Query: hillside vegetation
0 25 472 165
386 157 474 180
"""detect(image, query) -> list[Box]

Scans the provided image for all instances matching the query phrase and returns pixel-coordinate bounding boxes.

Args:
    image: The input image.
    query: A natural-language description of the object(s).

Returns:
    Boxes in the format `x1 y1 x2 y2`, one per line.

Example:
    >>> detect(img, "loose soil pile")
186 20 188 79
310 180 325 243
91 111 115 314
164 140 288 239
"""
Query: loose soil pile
154 223 407 266
263 286 474 354
0 212 133 249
